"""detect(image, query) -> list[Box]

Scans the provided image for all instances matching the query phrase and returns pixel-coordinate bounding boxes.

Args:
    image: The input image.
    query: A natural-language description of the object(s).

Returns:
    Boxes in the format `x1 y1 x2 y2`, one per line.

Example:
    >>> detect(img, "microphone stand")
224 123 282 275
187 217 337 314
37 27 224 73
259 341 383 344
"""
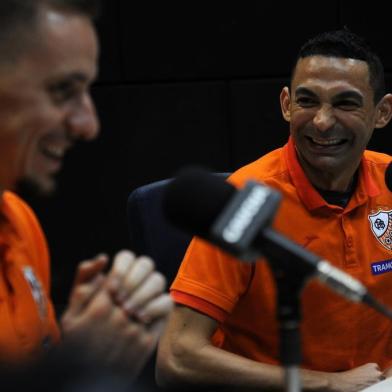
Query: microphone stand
258 228 318 392
268 256 310 392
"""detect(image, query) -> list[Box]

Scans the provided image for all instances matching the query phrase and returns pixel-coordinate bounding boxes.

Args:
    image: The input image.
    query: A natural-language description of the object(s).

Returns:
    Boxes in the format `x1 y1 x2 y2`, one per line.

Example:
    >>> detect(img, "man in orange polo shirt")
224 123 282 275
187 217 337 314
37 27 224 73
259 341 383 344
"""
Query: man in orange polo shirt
0 0 171 381
157 30 392 391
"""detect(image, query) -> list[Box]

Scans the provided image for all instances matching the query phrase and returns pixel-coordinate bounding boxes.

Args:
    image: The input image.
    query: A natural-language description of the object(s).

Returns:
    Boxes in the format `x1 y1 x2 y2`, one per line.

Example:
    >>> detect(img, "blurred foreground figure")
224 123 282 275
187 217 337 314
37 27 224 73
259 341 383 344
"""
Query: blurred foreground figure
0 0 172 383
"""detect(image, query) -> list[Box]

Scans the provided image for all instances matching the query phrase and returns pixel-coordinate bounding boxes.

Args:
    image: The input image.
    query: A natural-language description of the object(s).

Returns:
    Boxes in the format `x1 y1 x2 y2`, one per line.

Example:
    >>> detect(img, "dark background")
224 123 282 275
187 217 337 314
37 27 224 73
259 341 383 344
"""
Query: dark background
27 1 392 323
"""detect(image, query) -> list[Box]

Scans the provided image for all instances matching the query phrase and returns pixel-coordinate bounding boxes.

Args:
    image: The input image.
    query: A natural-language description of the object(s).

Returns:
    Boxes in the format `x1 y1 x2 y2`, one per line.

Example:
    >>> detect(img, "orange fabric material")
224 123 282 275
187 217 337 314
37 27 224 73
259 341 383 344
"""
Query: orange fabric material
171 289 228 323
171 138 392 371
0 191 60 364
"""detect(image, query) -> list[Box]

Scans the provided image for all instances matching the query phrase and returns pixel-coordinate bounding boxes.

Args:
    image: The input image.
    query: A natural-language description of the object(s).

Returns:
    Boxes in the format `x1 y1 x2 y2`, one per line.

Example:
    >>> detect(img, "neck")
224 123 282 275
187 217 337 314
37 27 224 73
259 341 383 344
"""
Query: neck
297 154 361 192
309 172 354 192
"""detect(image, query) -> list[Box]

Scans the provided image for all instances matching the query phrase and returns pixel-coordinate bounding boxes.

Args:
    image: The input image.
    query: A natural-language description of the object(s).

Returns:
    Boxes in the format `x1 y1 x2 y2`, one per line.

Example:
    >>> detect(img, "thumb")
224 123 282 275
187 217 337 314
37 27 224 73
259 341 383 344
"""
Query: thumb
63 254 109 318
73 254 109 285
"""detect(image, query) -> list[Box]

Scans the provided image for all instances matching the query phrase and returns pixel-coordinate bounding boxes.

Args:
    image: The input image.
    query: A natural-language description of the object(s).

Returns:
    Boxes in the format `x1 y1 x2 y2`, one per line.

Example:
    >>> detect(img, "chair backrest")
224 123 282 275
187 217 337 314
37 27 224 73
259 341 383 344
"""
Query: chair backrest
127 173 230 285
127 173 230 390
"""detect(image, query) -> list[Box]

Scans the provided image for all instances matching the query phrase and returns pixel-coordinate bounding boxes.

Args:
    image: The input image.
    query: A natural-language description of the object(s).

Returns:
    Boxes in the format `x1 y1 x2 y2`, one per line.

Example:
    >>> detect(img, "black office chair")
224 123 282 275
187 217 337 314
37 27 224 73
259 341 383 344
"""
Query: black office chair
127 173 230 286
127 178 191 285
126 173 229 390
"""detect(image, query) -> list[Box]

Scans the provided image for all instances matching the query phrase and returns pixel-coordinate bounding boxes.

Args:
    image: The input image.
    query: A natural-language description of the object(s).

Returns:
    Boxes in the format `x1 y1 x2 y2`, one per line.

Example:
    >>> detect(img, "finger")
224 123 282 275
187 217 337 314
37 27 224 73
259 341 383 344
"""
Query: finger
121 271 166 315
62 289 119 346
62 273 106 319
73 254 109 285
66 255 109 315
134 293 173 324
106 250 136 294
81 288 117 322
116 256 155 303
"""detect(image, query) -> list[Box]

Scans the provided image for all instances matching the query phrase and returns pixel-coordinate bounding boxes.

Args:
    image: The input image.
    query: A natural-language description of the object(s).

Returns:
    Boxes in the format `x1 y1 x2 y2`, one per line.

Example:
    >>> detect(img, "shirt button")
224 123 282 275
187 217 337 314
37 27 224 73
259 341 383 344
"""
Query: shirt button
347 237 353 247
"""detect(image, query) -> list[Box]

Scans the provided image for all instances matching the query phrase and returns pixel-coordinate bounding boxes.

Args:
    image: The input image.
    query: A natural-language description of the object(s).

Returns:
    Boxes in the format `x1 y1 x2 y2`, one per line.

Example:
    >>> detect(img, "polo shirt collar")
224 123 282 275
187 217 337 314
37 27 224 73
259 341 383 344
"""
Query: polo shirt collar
284 137 380 211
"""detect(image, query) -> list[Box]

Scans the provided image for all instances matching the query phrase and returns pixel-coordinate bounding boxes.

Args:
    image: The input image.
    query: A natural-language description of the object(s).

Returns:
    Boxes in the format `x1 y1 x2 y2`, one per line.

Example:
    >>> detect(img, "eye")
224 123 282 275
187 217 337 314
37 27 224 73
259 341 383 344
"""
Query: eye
335 100 360 111
49 81 80 104
296 96 318 107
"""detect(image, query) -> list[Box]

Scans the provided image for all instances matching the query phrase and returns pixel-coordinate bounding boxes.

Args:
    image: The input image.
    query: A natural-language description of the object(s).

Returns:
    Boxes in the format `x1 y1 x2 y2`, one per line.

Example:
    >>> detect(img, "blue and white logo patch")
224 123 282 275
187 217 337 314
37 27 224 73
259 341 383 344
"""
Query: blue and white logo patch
371 259 392 275
368 209 392 251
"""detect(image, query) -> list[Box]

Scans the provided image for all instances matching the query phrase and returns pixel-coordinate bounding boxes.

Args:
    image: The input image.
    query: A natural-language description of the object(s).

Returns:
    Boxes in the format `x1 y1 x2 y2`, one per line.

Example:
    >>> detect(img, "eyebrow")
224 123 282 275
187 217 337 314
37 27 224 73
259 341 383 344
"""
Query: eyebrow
294 87 364 105
61 72 92 84
294 87 318 97
47 71 96 87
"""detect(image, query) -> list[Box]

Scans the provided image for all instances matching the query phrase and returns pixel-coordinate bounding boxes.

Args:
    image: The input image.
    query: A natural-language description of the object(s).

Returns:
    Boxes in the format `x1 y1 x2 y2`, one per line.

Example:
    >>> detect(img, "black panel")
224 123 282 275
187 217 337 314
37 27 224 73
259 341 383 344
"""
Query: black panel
95 0 123 82
340 2 392 72
119 3 340 82
92 81 231 182
230 78 290 168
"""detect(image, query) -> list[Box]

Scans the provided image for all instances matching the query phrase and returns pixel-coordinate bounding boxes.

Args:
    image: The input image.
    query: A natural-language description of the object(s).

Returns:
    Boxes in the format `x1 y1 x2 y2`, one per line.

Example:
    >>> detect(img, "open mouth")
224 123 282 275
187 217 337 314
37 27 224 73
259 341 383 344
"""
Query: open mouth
306 136 347 148
41 145 65 161
38 144 69 173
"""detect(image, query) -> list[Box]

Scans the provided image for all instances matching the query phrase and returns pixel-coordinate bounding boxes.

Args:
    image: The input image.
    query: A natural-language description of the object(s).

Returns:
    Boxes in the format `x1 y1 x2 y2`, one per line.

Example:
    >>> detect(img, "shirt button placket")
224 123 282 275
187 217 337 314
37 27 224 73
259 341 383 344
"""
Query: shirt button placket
342 214 357 267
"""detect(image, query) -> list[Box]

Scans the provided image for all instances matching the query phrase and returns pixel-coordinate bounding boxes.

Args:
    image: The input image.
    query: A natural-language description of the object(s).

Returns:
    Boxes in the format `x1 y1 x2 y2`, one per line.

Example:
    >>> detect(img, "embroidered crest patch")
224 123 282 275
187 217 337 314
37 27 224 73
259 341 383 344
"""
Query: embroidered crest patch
368 209 392 251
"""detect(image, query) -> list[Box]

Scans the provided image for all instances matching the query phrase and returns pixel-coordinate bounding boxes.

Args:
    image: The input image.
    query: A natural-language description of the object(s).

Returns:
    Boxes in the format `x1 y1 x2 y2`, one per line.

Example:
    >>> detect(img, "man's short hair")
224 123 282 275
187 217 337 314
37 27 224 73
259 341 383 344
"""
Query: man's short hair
0 0 100 65
292 29 385 103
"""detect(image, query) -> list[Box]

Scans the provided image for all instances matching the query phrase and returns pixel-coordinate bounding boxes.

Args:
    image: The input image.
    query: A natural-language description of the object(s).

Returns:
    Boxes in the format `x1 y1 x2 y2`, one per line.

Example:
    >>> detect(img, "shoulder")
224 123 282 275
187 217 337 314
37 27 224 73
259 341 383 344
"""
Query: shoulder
2 191 42 231
364 150 391 164
228 146 289 188
1 192 50 284
1 191 48 258
362 150 392 191
363 150 391 175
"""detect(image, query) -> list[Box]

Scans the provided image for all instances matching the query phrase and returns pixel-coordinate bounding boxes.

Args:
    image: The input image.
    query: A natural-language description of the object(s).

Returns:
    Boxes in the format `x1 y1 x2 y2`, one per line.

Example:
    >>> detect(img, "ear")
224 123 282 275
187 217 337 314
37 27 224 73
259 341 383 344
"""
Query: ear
280 87 291 122
375 93 392 128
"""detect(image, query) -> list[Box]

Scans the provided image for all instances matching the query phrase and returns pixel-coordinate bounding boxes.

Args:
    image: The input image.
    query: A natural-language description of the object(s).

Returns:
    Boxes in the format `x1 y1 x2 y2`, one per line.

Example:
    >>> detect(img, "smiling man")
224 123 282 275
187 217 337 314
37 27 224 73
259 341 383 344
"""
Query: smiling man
0 0 172 380
157 30 392 391
0 2 99 195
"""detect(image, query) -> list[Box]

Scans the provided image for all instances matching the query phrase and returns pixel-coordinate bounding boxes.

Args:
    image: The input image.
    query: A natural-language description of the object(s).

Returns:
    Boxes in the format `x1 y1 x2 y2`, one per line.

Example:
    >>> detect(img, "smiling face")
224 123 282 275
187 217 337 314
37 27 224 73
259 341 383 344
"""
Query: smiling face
0 7 99 196
280 55 392 191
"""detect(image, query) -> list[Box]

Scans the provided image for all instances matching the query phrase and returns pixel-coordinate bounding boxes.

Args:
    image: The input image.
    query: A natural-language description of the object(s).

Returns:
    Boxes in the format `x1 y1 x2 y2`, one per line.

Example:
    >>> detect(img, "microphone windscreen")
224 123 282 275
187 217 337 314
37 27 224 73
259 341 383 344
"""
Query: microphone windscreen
163 167 235 237
385 162 392 192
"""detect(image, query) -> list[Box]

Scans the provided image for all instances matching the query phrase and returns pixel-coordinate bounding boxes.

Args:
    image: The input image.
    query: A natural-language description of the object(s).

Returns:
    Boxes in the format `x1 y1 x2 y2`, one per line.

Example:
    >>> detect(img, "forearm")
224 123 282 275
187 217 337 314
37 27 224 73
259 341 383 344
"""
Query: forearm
158 340 278 390
157 306 335 391
157 337 331 391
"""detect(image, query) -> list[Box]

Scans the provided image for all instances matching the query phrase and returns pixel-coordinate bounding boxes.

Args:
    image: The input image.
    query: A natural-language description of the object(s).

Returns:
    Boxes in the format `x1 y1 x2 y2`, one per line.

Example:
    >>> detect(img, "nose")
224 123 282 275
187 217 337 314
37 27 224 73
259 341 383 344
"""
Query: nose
313 105 336 132
66 93 100 141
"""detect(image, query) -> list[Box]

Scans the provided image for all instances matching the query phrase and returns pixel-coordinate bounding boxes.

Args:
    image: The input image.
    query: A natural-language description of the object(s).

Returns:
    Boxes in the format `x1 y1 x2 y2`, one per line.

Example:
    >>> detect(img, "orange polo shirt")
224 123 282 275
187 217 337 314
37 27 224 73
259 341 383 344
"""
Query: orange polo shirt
0 191 60 364
172 138 392 371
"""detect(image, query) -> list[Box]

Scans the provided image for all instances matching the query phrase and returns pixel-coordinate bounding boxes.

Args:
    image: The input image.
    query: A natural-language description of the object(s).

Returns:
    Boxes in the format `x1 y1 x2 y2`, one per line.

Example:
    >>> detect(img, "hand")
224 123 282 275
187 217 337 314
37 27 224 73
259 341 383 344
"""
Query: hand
107 250 172 325
106 250 173 370
325 363 384 392
60 250 172 380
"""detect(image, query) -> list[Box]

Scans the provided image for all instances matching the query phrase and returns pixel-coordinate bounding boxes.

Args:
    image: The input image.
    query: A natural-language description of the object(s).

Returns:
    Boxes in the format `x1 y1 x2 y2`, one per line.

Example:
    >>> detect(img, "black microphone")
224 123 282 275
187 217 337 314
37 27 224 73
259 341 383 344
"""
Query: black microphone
385 161 392 192
163 167 392 317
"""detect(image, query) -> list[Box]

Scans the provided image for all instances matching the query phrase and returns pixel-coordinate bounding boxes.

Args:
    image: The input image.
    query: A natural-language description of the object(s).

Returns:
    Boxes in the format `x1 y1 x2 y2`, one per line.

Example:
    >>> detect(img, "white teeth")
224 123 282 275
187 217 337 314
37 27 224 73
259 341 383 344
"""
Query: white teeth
44 146 64 158
311 137 342 146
